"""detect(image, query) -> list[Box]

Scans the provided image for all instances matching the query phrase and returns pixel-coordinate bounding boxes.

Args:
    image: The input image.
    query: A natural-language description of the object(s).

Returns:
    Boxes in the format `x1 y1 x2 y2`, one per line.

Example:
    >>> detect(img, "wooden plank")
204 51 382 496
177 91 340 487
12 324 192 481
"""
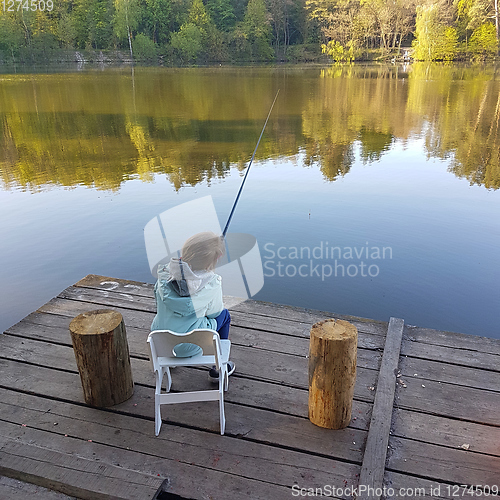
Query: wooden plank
74 274 246 313
59 285 156 313
399 354 500 392
0 388 360 495
56 284 387 350
37 297 155 330
392 408 500 457
401 338 500 372
358 317 404 500
5 314 150 362
405 324 500 355
230 311 386 349
0 421 296 500
75 274 154 298
231 297 389 336
0 475 77 500
0 428 162 500
395 376 500 426
74 274 386 338
0 359 368 462
0 335 376 427
5 310 383 366
385 471 468 500
387 437 500 485
0 328 379 405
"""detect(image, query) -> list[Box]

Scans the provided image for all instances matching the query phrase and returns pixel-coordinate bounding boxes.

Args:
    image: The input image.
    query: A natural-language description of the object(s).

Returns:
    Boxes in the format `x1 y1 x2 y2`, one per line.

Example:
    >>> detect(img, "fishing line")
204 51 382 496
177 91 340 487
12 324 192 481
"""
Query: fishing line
222 89 280 238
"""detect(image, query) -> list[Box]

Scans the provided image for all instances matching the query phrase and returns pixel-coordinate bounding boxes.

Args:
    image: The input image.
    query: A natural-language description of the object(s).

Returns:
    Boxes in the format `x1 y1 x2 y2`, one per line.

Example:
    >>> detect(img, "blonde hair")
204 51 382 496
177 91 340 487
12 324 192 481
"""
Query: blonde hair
181 231 225 271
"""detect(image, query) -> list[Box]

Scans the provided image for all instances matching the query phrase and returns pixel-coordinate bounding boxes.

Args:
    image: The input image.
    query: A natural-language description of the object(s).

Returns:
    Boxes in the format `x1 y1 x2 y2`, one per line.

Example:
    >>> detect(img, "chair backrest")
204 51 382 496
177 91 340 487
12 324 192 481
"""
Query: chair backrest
147 329 222 371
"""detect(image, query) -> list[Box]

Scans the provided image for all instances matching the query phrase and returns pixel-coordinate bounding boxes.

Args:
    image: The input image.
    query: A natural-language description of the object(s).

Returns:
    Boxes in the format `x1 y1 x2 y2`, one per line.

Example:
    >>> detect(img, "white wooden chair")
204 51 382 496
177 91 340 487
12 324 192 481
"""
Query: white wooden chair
147 329 231 436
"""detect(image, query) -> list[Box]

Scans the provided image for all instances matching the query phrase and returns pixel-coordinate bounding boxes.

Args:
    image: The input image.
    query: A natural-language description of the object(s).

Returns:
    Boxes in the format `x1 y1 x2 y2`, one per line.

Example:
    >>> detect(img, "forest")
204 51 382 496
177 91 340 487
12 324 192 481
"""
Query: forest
0 0 499 63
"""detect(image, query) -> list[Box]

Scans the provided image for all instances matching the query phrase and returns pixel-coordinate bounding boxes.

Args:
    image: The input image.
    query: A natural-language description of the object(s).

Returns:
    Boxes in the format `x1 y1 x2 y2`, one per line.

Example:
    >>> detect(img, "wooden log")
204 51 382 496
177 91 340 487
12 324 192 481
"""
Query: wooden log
308 319 357 429
69 309 134 407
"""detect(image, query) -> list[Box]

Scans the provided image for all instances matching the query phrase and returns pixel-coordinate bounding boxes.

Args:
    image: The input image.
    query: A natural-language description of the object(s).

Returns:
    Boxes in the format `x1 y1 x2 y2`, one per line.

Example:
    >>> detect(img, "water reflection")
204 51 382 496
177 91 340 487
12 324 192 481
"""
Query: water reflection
1 64 499 192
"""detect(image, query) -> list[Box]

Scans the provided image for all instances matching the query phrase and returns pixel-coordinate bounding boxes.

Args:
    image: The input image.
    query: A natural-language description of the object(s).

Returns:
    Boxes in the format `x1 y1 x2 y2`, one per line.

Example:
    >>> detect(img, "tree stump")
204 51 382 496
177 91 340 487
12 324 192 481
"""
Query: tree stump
69 309 134 407
308 319 357 429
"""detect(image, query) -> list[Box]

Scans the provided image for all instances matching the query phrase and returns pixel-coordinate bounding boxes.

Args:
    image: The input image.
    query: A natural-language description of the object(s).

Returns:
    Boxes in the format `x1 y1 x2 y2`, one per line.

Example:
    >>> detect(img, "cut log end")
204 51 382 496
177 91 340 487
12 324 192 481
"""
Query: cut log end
69 309 123 336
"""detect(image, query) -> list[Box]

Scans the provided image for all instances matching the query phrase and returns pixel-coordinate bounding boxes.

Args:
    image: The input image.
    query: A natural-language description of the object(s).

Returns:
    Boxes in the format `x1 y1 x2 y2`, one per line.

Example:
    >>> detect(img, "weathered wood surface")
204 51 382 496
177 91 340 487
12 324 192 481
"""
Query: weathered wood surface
358 317 404 500
1 274 500 499
0 475 77 500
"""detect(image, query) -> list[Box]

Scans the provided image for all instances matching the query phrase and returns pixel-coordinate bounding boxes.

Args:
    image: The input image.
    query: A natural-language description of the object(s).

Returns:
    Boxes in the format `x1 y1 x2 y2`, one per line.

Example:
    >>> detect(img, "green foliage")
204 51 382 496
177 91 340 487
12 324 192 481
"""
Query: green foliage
143 0 172 43
57 13 77 48
206 0 236 31
188 0 211 28
170 23 204 61
0 14 24 57
114 0 142 43
412 5 458 61
0 0 496 63
241 0 273 60
321 40 354 62
469 23 498 57
133 33 158 60
73 0 114 49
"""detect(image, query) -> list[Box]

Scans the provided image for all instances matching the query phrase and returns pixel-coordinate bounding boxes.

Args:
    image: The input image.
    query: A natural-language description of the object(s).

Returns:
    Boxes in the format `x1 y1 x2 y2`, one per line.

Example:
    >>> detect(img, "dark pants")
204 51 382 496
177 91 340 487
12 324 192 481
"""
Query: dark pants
215 309 231 340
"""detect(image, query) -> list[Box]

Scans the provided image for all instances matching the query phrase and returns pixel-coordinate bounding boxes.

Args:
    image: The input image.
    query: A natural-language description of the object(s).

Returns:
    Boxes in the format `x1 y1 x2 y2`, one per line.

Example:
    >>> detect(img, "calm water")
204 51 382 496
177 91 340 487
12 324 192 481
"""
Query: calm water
1 64 499 339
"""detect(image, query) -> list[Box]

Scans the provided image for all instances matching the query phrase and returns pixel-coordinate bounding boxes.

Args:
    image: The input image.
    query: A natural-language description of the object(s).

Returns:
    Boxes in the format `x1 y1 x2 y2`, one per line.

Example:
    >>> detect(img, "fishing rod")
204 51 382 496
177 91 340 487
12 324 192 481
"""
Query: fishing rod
222 89 280 238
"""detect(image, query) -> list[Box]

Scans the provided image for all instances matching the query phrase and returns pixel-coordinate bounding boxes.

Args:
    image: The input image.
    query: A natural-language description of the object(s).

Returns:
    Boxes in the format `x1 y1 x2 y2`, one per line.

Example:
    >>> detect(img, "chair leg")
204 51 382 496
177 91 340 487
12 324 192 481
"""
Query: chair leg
165 367 172 392
219 396 225 435
221 363 229 391
155 394 162 436
218 374 226 435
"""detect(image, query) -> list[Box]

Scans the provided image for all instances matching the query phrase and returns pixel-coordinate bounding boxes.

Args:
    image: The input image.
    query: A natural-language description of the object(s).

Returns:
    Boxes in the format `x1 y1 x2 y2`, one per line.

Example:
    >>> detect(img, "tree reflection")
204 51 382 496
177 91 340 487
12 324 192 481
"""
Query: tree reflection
0 65 499 191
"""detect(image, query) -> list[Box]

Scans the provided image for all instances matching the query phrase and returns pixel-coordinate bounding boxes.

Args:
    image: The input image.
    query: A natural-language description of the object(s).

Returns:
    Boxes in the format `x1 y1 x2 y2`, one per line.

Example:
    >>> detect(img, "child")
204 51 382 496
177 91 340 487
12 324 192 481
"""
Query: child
151 231 235 382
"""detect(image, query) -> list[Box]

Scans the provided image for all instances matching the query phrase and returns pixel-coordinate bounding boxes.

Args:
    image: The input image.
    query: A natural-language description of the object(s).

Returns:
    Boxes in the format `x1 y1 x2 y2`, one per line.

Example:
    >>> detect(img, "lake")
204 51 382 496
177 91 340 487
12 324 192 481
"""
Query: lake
1 64 499 339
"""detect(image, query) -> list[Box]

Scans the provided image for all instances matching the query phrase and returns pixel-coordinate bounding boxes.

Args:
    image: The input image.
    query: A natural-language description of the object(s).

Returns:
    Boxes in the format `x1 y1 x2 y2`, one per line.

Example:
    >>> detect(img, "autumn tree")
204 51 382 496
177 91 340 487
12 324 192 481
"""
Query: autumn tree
359 0 416 52
412 3 458 60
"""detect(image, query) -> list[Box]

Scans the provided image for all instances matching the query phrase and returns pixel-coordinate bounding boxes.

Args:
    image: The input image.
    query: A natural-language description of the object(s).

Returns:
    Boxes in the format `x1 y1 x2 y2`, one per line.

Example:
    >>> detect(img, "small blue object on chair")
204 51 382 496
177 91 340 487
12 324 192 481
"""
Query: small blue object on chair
172 342 203 358
147 329 231 436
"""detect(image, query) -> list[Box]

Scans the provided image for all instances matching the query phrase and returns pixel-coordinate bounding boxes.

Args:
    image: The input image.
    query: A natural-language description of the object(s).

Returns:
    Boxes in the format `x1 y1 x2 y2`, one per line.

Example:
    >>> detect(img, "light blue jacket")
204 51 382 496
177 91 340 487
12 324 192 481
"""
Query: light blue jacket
151 259 224 333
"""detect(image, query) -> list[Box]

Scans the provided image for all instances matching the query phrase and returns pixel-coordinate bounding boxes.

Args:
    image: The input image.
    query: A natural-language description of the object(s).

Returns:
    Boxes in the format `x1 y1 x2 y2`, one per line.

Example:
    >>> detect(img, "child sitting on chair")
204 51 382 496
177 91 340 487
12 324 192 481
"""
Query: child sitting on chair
151 231 235 382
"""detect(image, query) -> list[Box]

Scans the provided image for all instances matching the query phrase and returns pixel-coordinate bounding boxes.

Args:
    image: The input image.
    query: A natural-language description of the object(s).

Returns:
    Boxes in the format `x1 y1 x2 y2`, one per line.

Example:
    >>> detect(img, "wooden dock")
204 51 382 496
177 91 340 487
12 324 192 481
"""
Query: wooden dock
0 274 499 499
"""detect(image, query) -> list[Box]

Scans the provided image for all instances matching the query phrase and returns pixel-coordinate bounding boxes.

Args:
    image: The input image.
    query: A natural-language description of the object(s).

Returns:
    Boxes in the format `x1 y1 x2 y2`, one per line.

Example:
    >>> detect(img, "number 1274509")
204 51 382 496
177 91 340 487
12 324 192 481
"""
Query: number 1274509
2 0 54 12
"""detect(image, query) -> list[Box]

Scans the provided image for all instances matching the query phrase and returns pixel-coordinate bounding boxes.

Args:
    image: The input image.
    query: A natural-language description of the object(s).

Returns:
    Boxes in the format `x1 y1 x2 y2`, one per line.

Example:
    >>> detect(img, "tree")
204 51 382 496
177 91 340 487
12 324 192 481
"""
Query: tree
114 0 142 56
206 0 236 31
267 0 294 55
0 13 25 60
170 0 213 62
358 0 416 52
306 0 358 45
132 32 158 60
466 0 499 41
241 0 273 60
73 0 114 49
143 0 172 44
469 21 498 55
170 23 204 61
412 4 458 60
322 39 354 60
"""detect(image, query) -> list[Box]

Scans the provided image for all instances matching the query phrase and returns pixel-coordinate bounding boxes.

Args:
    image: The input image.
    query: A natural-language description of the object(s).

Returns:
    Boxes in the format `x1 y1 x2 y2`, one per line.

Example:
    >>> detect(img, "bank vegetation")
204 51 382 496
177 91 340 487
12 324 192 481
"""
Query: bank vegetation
0 0 499 63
